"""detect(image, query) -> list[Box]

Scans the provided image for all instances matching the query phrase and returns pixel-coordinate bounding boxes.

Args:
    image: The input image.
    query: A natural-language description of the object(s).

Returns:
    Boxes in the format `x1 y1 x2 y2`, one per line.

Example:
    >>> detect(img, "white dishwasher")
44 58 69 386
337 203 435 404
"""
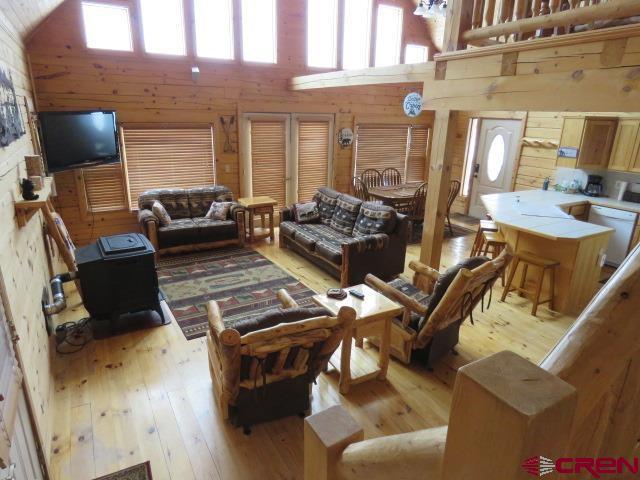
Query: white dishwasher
588 205 638 267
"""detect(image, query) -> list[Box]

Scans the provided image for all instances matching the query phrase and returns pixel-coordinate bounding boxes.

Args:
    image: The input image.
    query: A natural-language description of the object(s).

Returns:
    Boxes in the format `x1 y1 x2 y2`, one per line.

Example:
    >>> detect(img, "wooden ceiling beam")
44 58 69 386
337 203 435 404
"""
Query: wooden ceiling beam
289 62 435 91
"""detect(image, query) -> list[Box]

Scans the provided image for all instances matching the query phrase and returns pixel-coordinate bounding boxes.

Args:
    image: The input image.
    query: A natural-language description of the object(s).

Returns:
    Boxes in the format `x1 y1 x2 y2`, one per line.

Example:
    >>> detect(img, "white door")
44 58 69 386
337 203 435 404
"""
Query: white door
6 395 42 480
468 119 522 218
0 291 42 480
241 113 334 208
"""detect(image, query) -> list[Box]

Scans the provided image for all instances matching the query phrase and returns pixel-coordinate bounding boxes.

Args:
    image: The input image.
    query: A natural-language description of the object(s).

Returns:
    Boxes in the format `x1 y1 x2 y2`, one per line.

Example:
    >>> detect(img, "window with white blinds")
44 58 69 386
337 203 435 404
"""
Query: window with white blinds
250 120 287 207
355 124 430 182
122 127 215 209
297 120 330 202
354 125 409 177
81 163 127 212
407 127 429 182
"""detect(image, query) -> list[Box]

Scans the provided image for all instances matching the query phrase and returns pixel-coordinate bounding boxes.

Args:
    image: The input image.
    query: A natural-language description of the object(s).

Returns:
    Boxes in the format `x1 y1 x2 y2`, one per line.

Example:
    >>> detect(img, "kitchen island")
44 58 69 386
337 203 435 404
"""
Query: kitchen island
482 190 617 315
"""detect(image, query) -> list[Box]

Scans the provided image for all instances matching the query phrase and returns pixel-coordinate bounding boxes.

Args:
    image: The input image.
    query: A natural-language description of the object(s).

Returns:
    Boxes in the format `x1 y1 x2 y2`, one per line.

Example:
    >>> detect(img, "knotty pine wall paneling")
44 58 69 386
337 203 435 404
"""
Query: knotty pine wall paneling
0 8 66 470
27 0 434 246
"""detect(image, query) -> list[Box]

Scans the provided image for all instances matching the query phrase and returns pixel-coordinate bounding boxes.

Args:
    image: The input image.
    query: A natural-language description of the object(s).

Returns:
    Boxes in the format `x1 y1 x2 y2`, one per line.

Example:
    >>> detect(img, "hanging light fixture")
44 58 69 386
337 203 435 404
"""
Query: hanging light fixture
413 0 427 16
421 0 447 19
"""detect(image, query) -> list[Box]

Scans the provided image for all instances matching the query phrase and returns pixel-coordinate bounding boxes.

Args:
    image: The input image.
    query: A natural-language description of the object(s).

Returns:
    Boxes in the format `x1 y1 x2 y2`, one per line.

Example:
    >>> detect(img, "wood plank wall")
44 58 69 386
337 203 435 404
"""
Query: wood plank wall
0 7 65 467
26 0 434 246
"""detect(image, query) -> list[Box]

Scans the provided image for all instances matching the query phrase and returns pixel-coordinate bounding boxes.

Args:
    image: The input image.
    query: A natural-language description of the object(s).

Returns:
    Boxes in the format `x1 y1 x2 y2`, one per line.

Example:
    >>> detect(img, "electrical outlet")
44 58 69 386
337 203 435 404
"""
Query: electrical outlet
615 180 623 190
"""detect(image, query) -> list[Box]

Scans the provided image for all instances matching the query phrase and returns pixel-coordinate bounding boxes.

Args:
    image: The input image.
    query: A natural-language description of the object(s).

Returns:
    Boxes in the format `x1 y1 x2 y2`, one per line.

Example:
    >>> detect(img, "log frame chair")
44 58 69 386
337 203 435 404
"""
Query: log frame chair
364 247 512 366
206 290 356 433
381 167 403 186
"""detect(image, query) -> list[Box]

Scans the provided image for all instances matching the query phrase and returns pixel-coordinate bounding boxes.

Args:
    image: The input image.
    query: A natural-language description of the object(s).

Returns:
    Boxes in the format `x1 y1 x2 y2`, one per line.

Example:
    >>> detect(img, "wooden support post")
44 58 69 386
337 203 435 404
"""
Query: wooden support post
304 405 364 480
442 351 577 479
442 0 474 52
419 109 458 269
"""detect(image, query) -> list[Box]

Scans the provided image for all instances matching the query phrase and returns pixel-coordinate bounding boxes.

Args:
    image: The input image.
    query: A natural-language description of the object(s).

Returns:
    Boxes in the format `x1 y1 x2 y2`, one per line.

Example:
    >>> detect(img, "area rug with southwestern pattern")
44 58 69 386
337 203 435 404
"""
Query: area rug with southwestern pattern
157 247 316 340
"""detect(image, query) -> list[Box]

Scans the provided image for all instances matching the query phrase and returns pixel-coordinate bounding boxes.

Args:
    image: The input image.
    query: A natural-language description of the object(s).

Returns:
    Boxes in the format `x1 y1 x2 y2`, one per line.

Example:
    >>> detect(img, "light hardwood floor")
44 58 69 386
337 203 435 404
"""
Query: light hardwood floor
50 228 579 480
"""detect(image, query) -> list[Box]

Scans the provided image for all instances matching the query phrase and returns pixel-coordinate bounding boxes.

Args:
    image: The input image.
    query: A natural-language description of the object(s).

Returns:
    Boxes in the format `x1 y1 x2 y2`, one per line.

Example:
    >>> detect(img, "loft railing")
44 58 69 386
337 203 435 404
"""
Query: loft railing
305 243 640 480
455 0 640 48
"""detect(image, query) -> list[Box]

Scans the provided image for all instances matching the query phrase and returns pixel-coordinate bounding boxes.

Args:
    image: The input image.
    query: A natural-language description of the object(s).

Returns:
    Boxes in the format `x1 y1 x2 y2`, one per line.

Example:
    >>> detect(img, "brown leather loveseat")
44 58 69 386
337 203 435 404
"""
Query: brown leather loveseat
280 187 408 286
138 186 245 254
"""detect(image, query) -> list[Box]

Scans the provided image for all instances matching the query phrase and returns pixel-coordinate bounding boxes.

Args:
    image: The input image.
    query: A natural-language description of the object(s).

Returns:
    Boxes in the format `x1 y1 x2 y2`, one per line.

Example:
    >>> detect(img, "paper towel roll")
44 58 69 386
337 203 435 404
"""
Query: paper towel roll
618 181 629 200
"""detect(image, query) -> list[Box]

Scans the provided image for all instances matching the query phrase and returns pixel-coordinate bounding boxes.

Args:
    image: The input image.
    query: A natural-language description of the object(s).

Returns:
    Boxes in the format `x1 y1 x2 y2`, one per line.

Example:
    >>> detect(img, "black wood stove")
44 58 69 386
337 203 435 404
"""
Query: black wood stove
75 233 167 325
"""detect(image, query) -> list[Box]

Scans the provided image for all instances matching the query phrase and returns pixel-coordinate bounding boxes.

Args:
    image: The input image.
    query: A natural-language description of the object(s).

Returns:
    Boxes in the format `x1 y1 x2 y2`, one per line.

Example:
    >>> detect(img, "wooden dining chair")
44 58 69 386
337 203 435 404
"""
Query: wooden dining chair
406 182 427 241
351 176 370 201
361 169 382 189
381 168 402 187
446 180 461 236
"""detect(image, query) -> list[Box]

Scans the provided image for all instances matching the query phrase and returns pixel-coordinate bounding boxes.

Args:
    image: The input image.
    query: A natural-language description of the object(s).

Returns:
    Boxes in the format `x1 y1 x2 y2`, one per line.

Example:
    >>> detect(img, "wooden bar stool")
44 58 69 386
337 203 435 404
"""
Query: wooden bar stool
470 220 498 257
501 251 559 316
481 231 507 286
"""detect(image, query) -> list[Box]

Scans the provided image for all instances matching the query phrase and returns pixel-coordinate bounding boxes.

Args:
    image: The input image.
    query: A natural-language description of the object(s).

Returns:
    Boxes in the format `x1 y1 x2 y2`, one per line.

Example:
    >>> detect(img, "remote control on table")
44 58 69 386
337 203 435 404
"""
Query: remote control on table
349 289 365 300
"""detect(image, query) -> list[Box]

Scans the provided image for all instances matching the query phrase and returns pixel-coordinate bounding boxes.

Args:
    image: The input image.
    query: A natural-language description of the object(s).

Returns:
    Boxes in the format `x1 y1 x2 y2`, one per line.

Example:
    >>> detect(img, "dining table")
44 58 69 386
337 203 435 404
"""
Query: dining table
367 181 424 210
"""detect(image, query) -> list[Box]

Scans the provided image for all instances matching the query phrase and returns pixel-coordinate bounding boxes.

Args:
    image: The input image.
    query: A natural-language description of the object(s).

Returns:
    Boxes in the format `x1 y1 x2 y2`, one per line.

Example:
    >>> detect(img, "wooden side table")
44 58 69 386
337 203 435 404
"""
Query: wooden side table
238 196 278 243
312 284 403 394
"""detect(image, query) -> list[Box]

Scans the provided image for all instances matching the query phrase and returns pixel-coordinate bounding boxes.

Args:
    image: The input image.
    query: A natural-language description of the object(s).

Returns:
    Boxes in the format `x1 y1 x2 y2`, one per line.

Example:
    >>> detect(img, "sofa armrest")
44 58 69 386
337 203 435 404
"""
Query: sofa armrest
138 209 159 250
280 206 295 222
342 234 390 254
229 203 246 220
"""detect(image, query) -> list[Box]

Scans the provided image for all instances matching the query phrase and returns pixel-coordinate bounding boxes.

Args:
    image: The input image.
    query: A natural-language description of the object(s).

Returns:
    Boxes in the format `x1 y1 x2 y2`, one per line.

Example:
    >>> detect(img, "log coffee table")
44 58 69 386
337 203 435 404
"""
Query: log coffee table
238 196 278 243
312 284 403 394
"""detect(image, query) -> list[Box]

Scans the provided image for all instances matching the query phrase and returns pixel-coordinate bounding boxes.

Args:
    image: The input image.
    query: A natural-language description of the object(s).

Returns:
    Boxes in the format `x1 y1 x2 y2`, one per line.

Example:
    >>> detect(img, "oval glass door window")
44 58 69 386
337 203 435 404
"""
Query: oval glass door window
486 134 505 182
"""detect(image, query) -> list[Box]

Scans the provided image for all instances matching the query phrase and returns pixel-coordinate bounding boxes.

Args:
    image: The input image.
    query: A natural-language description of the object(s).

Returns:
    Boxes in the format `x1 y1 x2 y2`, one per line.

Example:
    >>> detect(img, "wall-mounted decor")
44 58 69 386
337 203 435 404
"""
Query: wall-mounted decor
0 63 25 147
403 92 423 118
219 115 236 153
338 128 353 148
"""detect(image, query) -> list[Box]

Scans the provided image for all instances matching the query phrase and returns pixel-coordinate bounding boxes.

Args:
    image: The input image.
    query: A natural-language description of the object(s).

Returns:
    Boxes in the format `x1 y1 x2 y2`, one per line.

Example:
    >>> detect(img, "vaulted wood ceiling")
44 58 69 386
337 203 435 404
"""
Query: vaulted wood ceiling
0 0 65 39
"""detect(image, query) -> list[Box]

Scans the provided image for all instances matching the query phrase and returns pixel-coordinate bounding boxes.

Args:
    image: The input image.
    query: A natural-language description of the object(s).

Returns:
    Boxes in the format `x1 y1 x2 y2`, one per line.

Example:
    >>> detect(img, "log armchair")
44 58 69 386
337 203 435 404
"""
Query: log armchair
364 248 511 367
206 290 355 433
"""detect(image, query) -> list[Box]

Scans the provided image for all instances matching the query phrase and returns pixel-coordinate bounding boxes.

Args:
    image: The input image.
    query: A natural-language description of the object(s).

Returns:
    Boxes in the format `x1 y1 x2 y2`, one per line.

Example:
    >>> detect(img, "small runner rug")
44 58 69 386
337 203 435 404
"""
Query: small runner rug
157 247 316 341
94 461 152 480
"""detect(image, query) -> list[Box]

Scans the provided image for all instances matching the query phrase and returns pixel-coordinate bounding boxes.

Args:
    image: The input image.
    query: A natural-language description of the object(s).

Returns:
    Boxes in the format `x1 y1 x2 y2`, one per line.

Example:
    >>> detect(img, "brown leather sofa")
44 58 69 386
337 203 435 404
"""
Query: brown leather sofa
138 186 245 254
280 187 408 287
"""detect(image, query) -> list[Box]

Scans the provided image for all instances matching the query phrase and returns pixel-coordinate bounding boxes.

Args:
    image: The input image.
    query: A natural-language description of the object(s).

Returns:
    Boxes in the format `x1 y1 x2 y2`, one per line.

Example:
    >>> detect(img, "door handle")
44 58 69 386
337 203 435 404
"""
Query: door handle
473 163 480 178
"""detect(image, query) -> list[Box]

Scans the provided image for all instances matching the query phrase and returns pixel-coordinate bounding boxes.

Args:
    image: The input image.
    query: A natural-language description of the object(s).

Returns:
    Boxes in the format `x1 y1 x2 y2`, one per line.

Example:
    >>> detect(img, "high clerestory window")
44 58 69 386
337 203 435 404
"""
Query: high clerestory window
405 44 428 64
140 0 186 56
307 0 338 68
242 0 278 63
374 5 403 67
342 0 372 70
81 2 133 51
195 0 235 60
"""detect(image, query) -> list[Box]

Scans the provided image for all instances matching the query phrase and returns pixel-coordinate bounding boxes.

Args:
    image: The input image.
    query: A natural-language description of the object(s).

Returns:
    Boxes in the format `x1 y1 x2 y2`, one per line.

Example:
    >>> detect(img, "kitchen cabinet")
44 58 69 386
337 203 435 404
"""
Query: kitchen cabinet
609 119 640 172
557 117 617 170
567 203 589 221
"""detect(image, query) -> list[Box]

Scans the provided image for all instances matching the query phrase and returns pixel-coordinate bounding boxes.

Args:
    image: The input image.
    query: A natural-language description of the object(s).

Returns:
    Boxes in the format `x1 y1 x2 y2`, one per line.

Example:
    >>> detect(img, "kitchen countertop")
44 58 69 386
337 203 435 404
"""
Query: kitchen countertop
480 190 637 241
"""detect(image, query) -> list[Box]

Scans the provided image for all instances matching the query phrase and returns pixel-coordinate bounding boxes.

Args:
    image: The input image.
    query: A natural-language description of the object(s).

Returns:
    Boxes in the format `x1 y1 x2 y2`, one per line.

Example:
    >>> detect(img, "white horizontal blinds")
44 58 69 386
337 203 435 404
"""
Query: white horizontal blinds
298 120 330 202
250 120 287 208
122 127 215 209
82 164 127 212
407 127 430 182
354 125 409 178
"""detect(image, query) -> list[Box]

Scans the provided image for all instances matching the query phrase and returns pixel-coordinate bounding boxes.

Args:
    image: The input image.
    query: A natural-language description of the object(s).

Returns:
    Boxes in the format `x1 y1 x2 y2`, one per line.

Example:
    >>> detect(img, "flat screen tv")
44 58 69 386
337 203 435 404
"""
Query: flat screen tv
39 110 120 173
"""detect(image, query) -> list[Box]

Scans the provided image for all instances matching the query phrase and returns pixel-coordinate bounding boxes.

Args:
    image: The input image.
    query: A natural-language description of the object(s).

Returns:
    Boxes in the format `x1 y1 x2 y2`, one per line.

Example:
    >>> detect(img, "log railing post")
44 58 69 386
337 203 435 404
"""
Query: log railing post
442 350 577 479
304 405 364 480
442 0 475 52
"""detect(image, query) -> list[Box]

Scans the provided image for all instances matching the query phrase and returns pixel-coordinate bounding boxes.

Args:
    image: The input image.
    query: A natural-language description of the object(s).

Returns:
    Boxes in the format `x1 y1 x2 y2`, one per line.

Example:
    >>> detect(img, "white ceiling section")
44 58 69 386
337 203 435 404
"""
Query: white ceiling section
0 0 66 39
